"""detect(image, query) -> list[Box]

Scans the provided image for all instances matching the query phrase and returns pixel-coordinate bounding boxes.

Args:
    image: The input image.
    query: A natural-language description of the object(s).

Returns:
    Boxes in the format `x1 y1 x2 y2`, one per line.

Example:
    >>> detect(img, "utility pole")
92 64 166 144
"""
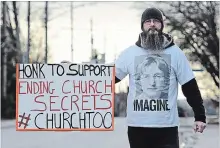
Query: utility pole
45 1 48 63
90 18 94 60
101 30 107 63
70 2 74 62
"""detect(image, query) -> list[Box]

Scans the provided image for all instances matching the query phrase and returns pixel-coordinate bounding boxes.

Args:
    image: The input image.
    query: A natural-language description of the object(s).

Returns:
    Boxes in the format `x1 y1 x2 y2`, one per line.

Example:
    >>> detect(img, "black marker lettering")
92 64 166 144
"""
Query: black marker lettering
93 112 103 128
19 64 45 78
79 65 86 76
19 64 25 78
86 112 95 128
35 113 44 129
46 113 53 129
48 64 55 76
24 65 32 78
54 113 62 128
32 64 38 78
39 64 45 78
79 113 86 129
48 64 64 76
84 64 90 74
66 64 78 76
63 112 71 128
107 66 114 76
94 65 100 76
66 64 114 77
89 65 95 76
57 65 64 76
103 112 112 129
70 112 79 129
101 65 106 76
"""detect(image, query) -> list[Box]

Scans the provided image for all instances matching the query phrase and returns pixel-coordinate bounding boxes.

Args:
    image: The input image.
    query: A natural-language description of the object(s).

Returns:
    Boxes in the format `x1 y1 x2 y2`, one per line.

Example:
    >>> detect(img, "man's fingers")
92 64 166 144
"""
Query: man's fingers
194 122 206 133
198 127 204 133
194 126 199 132
200 124 206 133
193 123 198 132
198 125 203 133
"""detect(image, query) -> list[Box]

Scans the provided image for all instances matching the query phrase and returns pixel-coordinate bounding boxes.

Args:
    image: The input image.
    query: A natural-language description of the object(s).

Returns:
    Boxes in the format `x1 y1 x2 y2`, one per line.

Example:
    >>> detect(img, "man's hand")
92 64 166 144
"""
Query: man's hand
194 121 206 133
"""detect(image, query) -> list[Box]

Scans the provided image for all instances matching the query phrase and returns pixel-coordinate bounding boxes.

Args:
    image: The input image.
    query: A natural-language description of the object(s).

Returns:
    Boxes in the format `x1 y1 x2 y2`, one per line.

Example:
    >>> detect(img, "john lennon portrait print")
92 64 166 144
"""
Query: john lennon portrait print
134 54 171 100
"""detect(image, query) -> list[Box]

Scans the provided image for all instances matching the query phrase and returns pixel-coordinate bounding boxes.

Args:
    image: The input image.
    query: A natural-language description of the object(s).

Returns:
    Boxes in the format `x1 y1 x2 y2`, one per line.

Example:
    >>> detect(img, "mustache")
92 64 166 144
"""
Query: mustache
148 27 158 31
146 28 160 34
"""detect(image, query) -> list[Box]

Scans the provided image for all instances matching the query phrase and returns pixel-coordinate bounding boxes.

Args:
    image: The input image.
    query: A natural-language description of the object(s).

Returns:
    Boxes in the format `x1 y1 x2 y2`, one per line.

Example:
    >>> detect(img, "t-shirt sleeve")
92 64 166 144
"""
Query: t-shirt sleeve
114 50 129 80
177 49 195 85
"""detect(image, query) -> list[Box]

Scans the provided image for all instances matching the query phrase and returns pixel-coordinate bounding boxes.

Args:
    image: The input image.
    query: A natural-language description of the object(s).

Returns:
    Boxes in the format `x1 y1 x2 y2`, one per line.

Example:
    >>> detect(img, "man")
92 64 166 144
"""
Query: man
114 7 206 148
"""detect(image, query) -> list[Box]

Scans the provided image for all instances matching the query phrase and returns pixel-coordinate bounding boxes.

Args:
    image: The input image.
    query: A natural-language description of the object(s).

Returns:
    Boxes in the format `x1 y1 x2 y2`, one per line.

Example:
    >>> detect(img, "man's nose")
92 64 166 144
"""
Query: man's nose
150 20 155 26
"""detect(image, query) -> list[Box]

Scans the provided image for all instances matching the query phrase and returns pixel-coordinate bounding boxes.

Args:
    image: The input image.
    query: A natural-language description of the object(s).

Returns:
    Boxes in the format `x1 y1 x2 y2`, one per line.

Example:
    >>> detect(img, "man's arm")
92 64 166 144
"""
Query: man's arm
181 78 206 123
114 49 129 84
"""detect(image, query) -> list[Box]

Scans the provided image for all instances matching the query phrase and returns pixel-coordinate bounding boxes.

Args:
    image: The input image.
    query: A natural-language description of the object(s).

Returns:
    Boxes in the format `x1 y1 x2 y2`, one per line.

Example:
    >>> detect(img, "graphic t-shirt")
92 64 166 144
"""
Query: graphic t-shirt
115 44 195 127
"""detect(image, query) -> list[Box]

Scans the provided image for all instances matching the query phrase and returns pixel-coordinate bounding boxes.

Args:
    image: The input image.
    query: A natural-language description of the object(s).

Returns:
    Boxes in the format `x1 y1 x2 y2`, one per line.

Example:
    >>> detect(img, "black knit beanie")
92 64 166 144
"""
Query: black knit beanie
141 8 164 31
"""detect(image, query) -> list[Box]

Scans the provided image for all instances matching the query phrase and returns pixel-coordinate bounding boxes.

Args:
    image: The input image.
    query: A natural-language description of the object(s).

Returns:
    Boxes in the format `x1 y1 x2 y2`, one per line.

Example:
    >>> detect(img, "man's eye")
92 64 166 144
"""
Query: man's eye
141 75 149 78
144 75 150 77
154 20 160 23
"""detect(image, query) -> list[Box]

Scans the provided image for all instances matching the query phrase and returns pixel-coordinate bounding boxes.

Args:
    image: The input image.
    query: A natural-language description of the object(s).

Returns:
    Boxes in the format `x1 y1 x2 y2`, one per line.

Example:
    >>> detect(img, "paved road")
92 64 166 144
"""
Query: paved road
1 118 219 148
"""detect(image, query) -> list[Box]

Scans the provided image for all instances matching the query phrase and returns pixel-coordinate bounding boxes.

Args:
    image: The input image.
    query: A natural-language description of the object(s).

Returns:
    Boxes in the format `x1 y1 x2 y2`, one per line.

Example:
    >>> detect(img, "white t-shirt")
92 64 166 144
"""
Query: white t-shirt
115 44 195 127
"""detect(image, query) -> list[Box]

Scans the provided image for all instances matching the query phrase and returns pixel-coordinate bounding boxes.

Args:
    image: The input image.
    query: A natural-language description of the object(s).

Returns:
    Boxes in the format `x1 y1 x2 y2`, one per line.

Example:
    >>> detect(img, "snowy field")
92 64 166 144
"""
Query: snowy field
1 117 219 148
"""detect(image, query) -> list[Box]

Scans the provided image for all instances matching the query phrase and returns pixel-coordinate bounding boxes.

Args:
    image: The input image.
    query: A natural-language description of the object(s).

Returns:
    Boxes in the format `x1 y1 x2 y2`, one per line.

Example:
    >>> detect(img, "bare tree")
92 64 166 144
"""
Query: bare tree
12 1 21 62
27 1 31 63
1 1 7 102
132 2 219 89
1 2 21 118
45 1 48 63
161 2 219 88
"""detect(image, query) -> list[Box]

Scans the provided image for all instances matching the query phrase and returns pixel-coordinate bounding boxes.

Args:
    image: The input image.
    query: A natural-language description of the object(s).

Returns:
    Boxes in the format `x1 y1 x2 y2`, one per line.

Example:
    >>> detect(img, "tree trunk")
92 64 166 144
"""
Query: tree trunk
2 1 7 101
12 1 21 63
45 1 48 63
27 1 30 63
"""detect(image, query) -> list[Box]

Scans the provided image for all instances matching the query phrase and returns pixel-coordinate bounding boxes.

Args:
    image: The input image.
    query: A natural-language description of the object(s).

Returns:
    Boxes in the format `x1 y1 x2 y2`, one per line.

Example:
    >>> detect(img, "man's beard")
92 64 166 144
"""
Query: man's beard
141 29 164 50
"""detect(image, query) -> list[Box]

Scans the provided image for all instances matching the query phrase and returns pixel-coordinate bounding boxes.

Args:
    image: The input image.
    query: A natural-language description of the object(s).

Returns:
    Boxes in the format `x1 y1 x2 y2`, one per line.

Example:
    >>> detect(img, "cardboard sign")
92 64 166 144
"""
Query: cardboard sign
16 63 115 131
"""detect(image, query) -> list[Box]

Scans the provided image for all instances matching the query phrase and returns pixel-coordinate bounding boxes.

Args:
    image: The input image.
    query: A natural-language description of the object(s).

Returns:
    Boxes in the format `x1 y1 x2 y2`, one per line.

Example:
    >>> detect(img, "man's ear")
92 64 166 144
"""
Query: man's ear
162 22 165 30
159 9 166 21
161 10 167 29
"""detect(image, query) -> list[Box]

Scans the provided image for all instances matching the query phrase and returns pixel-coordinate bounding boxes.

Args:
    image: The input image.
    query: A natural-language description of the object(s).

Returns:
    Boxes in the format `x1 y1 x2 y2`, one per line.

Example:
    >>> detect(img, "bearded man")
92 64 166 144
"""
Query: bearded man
114 7 206 148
